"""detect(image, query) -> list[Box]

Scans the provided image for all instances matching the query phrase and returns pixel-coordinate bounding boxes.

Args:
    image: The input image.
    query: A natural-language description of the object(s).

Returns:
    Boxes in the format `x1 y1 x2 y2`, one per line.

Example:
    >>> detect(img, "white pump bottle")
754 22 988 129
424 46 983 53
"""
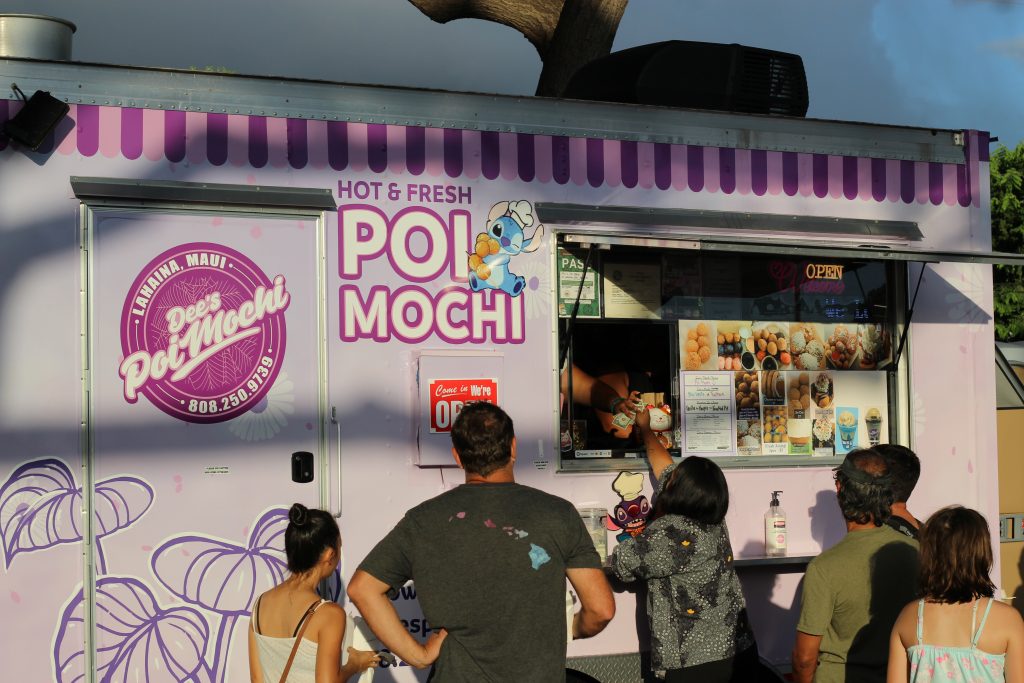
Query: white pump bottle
764 490 787 557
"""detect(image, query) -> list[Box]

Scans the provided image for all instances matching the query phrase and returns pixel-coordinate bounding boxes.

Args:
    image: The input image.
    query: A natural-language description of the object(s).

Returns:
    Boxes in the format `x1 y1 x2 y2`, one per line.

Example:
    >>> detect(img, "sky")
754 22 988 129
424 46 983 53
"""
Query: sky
5 0 1024 146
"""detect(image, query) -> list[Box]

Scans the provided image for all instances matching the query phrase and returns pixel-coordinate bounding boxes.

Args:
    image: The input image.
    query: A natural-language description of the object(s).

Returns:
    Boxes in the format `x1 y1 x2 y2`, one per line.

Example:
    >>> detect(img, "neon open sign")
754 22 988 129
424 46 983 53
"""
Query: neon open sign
804 263 845 280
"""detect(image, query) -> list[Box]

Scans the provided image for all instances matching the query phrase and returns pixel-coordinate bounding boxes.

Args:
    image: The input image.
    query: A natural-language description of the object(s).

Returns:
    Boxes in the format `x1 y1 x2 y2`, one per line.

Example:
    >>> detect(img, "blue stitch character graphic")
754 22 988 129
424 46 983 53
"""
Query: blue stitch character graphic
605 471 650 543
468 200 544 296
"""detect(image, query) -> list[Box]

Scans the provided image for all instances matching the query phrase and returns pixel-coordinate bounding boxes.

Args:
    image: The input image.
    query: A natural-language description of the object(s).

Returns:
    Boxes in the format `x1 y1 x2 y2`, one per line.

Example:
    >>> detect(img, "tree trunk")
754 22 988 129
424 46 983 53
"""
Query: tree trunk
535 0 628 97
406 0 628 97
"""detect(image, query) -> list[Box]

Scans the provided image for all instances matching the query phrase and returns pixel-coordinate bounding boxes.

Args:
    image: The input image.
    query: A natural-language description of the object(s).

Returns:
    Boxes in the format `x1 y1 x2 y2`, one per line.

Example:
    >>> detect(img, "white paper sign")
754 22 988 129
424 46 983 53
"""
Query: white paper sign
682 372 735 454
603 262 661 319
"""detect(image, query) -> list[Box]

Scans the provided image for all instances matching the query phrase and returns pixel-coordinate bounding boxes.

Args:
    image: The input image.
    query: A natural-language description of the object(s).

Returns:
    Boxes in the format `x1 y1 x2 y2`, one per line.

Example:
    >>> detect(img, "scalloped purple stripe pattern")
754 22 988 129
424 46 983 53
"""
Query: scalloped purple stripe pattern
0 100 987 206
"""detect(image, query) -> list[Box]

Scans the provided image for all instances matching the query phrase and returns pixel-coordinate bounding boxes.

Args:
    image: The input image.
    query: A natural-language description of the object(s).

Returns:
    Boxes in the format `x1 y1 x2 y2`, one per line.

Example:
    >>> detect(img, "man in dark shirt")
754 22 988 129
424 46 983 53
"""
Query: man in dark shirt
348 402 615 681
874 444 921 539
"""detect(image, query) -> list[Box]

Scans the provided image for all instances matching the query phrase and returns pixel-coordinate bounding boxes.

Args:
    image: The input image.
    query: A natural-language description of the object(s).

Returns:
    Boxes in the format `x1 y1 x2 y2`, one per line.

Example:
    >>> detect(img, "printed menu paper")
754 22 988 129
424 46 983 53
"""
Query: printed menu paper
682 372 735 455
603 262 661 319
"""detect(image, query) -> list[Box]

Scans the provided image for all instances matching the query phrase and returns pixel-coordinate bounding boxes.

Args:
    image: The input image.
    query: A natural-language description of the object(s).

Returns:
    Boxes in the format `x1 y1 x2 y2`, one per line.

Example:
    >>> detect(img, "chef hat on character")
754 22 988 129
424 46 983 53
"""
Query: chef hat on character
506 200 534 228
612 471 645 501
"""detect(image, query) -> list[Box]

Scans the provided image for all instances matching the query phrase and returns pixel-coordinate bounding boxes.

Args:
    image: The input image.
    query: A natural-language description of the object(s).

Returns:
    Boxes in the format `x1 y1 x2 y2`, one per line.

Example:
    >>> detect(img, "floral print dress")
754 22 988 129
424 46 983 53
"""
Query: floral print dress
610 465 754 673
907 598 1006 682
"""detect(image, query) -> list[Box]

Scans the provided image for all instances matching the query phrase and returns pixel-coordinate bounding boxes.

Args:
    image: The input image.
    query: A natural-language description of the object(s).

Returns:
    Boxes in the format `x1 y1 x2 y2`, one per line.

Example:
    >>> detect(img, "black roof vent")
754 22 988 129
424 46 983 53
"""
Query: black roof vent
564 40 809 117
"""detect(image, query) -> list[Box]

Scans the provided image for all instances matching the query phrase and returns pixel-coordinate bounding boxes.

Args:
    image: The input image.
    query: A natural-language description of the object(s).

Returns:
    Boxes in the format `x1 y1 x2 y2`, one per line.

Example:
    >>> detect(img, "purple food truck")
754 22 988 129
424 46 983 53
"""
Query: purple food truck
1 14 1020 682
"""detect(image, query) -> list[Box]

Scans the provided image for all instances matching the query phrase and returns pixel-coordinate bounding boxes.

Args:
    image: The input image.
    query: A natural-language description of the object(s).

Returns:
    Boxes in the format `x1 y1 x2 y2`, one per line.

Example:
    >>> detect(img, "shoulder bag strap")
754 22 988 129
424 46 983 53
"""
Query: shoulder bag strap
278 600 322 683
252 594 263 635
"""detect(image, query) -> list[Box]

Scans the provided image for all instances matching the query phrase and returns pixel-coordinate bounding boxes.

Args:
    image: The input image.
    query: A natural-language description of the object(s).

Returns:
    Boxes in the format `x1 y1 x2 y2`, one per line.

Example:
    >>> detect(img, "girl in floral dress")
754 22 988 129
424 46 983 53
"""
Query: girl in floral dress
887 506 1024 682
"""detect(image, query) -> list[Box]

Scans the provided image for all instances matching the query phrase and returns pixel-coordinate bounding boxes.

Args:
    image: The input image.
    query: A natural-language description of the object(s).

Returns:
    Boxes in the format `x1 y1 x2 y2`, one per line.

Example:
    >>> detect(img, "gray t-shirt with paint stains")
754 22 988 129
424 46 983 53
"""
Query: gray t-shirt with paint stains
358 482 601 682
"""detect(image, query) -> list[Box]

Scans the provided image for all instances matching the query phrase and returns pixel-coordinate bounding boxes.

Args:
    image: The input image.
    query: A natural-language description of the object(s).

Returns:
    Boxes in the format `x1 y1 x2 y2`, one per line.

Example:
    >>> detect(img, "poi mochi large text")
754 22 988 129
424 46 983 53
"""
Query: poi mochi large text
338 204 527 344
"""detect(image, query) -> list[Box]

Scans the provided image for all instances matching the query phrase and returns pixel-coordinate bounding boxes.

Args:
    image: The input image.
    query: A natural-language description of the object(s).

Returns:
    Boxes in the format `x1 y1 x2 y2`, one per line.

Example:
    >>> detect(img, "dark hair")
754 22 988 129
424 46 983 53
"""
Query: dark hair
918 506 995 603
450 402 514 477
285 504 341 574
652 456 729 524
835 449 894 526
873 444 920 503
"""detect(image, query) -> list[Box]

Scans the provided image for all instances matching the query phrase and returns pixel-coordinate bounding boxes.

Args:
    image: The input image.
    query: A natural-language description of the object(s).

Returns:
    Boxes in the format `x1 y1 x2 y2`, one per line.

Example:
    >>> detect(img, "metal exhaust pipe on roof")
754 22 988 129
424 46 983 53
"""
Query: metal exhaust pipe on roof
0 14 76 61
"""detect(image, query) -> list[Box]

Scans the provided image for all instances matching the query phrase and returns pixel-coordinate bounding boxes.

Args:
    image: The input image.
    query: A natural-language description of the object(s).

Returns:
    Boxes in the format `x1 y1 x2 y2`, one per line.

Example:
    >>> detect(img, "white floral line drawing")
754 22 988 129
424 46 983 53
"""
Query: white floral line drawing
0 458 153 574
228 372 295 441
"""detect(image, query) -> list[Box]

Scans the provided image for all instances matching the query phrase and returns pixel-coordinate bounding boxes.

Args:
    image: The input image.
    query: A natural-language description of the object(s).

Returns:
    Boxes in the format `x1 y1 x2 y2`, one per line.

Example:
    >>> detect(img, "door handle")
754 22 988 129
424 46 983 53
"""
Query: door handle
330 406 342 518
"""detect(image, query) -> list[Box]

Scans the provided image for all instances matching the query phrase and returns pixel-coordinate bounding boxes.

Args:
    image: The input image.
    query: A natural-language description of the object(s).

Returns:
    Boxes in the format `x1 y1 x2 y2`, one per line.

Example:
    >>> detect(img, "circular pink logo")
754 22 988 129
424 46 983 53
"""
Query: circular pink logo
119 242 290 423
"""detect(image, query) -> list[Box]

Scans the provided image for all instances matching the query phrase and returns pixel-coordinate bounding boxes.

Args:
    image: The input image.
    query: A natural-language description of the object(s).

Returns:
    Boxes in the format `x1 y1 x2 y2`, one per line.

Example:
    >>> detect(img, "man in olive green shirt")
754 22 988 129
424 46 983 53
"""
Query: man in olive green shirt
793 450 919 683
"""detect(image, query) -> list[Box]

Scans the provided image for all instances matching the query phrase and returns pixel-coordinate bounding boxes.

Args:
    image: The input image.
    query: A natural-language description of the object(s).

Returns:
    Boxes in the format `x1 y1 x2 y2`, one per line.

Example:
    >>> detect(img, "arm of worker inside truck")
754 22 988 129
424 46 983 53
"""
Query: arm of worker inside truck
561 364 639 418
347 570 447 669
566 567 616 639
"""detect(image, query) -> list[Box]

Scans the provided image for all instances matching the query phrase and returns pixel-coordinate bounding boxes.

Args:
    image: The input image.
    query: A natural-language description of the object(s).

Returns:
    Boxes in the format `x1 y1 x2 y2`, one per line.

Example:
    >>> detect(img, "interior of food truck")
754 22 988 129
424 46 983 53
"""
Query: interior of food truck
555 230 903 471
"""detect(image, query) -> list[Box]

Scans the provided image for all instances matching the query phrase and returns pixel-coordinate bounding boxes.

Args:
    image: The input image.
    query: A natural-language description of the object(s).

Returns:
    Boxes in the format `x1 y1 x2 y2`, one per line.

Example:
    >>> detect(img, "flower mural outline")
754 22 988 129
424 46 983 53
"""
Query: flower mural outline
0 458 154 573
53 575 212 683
151 506 292 683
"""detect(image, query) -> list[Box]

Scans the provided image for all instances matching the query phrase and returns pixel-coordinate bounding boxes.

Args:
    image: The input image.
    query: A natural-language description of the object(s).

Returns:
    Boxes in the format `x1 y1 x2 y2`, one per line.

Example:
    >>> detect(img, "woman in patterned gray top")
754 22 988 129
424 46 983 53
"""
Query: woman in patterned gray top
612 408 758 682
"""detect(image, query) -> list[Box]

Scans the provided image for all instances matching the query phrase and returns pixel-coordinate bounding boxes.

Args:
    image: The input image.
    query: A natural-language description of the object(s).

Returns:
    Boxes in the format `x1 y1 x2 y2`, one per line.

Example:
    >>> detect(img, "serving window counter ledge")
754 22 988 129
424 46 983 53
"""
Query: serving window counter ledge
0 49 1015 681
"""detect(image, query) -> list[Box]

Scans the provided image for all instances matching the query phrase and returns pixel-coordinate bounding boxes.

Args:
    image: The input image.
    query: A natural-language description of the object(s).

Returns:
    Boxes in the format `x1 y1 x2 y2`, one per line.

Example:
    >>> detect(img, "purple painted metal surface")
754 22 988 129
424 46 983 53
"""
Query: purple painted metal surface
14 102 988 207
287 118 309 170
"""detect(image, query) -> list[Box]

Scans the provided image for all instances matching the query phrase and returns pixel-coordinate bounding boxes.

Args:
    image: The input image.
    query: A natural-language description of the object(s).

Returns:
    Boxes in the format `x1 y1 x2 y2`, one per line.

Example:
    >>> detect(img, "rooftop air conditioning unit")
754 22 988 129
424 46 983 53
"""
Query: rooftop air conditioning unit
564 40 809 117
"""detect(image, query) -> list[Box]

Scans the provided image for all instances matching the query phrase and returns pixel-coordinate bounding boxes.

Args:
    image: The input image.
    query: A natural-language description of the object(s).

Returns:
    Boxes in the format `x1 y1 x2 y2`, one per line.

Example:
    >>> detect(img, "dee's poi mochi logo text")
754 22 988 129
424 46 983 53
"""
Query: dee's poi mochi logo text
119 242 290 423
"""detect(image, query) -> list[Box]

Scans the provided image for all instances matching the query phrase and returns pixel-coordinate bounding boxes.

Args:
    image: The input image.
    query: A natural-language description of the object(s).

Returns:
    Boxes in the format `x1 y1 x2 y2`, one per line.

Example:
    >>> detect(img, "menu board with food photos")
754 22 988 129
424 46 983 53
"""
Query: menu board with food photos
678 320 892 373
679 320 890 457
729 369 886 457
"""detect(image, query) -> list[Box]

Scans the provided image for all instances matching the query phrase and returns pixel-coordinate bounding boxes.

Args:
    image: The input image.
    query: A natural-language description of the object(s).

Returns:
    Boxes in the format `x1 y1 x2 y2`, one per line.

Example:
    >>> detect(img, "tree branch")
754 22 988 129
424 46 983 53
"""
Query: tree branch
406 0 629 99
407 0 564 52
535 0 628 97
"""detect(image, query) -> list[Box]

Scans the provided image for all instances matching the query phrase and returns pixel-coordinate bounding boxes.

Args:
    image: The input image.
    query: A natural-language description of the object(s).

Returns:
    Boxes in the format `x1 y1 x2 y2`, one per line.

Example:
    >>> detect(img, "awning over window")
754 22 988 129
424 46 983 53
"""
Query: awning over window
539 202 1024 267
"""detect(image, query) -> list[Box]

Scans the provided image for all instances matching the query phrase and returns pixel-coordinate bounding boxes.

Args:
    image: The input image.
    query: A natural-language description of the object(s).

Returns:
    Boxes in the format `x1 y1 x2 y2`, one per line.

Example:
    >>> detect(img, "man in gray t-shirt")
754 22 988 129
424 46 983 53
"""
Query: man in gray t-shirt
348 402 615 682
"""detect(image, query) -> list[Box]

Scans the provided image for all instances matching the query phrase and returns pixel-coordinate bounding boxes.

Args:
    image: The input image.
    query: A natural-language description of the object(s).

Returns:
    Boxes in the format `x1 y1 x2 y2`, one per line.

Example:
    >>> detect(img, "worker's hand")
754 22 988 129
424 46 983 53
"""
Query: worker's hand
612 391 642 418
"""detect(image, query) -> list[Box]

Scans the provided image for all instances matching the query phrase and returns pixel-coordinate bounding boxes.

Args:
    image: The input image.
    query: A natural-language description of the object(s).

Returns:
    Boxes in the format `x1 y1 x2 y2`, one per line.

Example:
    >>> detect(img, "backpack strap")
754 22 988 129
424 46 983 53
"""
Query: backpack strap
278 600 323 683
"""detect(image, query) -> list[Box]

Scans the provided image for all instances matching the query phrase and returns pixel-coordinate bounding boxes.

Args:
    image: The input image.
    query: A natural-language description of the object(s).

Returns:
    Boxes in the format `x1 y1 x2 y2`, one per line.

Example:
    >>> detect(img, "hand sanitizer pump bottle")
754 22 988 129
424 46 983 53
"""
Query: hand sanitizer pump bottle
764 490 787 557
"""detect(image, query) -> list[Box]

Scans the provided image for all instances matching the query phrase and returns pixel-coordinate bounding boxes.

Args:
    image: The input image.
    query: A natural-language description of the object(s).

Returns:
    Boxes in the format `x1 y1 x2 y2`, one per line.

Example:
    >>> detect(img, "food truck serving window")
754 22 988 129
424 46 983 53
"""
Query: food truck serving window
556 240 900 471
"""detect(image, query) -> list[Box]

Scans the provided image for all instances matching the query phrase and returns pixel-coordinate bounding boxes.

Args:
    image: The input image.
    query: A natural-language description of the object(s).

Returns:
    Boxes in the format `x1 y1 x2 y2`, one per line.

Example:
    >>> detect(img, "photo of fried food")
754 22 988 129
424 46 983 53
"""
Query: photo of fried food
788 372 811 417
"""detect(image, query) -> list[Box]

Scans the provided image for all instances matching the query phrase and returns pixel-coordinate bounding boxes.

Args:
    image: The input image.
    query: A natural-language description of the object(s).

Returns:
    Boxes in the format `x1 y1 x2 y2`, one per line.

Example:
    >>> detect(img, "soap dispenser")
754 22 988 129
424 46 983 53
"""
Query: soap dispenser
764 490 787 557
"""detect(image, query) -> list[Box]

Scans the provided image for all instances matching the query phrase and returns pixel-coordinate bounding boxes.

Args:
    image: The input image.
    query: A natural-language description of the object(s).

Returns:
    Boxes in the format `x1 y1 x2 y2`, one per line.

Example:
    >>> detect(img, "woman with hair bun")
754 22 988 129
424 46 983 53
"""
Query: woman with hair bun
248 504 380 682
888 505 1024 682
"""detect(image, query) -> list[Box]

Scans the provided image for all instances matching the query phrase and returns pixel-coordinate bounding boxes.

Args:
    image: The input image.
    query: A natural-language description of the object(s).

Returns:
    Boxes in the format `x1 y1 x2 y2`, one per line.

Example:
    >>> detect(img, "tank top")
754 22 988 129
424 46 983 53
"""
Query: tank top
907 598 1006 682
251 596 328 683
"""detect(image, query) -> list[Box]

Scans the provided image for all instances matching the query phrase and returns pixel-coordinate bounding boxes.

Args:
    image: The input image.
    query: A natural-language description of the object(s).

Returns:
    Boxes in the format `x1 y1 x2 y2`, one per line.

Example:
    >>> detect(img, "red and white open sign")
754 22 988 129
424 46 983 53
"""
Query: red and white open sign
428 378 498 433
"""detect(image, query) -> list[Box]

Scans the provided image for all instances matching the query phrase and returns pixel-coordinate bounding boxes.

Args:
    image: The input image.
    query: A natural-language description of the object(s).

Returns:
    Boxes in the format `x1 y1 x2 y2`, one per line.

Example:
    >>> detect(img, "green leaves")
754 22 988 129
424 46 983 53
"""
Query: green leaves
991 143 1024 341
